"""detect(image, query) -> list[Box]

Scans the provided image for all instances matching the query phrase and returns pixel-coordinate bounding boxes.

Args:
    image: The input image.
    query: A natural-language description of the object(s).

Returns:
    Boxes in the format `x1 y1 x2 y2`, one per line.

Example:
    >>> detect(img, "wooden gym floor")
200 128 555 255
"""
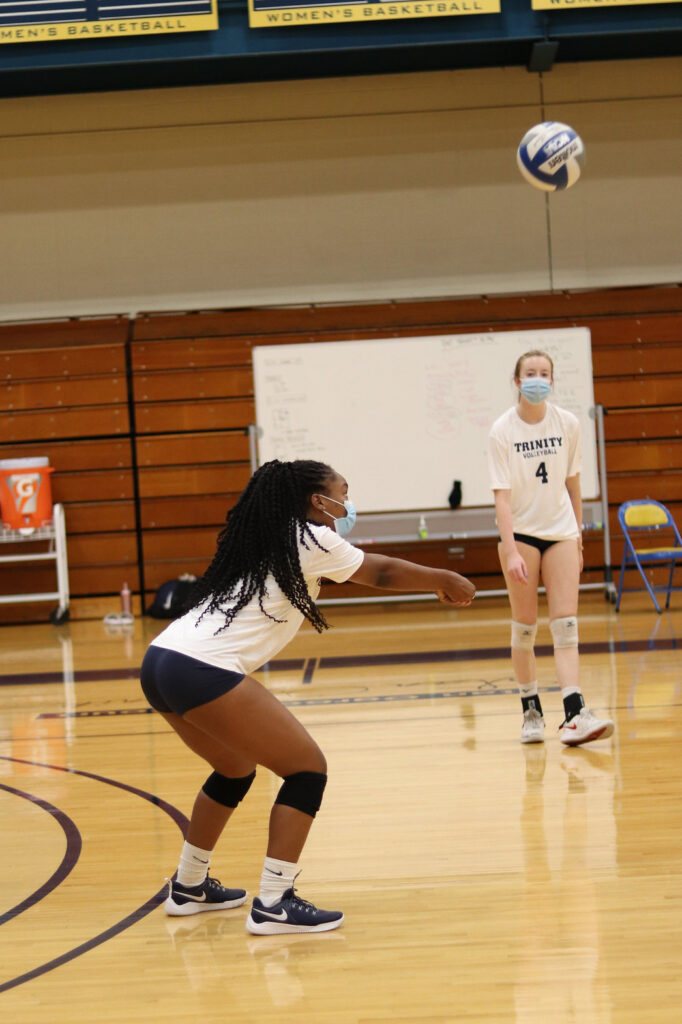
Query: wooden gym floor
1 591 681 1023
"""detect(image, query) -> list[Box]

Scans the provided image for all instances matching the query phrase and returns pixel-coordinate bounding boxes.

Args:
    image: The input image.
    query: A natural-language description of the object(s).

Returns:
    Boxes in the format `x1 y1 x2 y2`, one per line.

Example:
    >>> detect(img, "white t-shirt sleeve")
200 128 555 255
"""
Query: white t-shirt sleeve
488 428 511 491
301 525 364 583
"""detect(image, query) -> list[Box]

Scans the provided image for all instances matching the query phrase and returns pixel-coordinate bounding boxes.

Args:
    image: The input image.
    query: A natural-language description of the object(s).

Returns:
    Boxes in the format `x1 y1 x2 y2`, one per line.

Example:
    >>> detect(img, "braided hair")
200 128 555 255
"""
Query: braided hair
188 459 336 633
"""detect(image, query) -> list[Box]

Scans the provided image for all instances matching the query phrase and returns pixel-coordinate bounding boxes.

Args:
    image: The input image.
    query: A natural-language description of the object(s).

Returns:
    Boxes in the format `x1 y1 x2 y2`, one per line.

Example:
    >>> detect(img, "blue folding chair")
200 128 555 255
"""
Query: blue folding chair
616 500 682 613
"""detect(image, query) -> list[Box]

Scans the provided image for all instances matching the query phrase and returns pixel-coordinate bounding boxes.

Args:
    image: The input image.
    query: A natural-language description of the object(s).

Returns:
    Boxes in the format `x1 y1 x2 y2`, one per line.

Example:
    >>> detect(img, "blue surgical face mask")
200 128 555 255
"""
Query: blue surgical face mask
318 496 356 537
520 377 552 404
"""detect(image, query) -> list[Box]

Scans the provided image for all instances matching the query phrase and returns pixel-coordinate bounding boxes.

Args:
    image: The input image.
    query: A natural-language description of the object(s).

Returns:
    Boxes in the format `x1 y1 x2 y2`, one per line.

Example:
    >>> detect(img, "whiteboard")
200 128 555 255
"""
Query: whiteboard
253 328 599 513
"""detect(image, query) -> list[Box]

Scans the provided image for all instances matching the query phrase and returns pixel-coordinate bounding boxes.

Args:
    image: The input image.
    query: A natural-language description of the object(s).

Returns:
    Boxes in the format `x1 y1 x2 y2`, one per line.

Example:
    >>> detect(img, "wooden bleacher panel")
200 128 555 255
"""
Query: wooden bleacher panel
132 336 253 370
137 464 250 499
142 527 219 562
136 433 249 466
130 325 255 607
134 398 254 433
130 292 681 607
604 408 682 441
65 501 137 533
139 494 237 530
4 405 129 442
0 318 133 622
133 367 253 403
2 290 680 619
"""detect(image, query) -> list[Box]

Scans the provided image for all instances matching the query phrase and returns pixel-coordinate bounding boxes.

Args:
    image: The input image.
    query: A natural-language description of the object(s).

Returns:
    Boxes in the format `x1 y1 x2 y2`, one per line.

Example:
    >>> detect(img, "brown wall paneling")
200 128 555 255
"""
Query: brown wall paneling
608 472 682 505
136 432 249 467
2 344 127 381
137 464 251 500
133 367 253 403
0 317 128 350
132 287 682 341
2 563 140 597
65 501 136 534
140 494 238 530
143 527 218 562
64 531 138 566
135 398 255 433
3 438 132 473
596 376 682 409
132 336 254 371
144 559 213 591
3 375 127 412
604 408 682 441
593 345 682 377
4 405 130 442
0 318 136 621
589 314 682 348
3 292 681 618
51 469 135 504
606 441 682 473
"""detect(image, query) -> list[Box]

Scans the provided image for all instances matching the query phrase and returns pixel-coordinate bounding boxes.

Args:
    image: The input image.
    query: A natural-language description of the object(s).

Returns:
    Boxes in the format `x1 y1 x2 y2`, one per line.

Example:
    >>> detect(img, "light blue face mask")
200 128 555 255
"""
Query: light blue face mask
320 496 356 537
520 377 552 404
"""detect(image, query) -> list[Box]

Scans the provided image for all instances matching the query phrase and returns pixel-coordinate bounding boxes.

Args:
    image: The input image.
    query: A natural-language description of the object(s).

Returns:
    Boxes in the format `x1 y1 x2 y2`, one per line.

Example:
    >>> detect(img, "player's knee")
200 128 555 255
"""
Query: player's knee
550 615 579 649
511 620 537 651
299 740 327 776
275 771 328 818
202 770 256 808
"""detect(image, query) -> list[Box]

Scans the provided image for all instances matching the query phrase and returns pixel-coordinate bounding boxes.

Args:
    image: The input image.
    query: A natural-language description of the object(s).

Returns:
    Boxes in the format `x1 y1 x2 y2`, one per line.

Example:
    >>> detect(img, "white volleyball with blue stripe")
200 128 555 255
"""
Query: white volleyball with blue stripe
517 122 585 192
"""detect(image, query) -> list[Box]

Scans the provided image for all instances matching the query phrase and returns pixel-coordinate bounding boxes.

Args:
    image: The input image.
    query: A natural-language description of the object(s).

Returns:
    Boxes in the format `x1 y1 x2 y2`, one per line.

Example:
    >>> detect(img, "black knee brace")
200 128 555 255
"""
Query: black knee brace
275 771 327 818
202 770 256 808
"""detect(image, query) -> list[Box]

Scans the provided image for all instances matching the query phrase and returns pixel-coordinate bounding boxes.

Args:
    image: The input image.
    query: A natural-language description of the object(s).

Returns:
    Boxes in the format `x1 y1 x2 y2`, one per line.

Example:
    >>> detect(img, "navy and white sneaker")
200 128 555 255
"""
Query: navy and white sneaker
246 886 344 935
164 876 247 916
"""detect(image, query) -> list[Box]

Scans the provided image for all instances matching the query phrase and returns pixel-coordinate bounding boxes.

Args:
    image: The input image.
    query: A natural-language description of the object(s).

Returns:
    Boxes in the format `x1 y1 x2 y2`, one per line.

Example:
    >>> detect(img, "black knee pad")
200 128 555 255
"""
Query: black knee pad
202 770 256 808
275 771 327 818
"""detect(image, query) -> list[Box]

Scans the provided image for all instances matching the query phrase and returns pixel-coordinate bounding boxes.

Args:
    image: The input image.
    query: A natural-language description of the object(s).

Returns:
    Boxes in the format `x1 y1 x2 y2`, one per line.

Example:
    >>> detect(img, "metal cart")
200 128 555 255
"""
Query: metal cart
0 502 70 624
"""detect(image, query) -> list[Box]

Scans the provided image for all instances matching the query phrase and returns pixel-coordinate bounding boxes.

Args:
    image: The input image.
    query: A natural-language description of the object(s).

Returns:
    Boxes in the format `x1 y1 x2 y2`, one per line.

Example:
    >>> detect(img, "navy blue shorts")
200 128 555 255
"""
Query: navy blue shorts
140 646 244 716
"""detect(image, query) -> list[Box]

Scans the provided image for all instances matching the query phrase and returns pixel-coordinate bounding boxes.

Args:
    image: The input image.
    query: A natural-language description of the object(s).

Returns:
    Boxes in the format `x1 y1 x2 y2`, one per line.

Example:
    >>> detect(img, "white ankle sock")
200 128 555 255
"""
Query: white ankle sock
177 841 212 887
518 680 538 699
259 856 298 907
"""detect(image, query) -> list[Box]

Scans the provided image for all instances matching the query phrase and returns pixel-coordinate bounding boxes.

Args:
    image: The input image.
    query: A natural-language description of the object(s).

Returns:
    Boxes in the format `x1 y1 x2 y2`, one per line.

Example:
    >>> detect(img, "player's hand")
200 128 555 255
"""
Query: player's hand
436 573 476 606
506 551 528 583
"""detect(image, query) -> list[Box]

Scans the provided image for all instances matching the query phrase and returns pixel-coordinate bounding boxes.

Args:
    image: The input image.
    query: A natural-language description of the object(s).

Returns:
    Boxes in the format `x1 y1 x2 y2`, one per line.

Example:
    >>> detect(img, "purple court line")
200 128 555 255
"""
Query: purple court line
1 638 678 691
0 659 304 688
302 658 318 685
0 783 82 927
0 756 189 994
319 637 680 669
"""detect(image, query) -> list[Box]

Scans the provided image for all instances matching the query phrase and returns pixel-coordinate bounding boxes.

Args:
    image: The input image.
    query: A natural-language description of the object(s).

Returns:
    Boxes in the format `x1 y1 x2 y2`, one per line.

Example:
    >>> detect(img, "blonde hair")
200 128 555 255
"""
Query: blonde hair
514 349 554 380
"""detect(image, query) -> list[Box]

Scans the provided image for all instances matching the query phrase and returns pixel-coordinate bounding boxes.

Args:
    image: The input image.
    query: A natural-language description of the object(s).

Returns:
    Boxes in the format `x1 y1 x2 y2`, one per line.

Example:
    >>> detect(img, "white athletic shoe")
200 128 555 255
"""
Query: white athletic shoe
560 707 614 746
521 708 545 744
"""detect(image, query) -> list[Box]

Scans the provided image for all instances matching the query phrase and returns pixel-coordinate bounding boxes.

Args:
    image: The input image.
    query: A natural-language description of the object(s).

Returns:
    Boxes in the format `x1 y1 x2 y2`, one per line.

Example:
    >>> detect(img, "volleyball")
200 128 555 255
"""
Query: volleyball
516 122 585 192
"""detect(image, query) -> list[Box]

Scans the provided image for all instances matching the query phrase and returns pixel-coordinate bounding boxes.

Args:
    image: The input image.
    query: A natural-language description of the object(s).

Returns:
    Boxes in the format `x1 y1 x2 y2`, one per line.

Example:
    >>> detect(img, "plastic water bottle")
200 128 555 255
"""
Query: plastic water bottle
120 581 132 615
418 516 429 540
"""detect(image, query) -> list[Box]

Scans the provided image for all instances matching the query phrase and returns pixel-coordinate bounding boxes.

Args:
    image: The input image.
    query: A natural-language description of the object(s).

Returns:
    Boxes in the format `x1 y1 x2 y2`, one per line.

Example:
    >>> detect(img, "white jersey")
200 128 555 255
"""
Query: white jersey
488 403 581 541
151 523 364 675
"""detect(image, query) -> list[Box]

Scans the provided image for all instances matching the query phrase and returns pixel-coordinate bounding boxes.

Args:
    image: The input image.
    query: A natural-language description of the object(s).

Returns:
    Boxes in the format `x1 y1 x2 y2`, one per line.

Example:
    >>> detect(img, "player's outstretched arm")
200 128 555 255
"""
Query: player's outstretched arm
350 552 475 606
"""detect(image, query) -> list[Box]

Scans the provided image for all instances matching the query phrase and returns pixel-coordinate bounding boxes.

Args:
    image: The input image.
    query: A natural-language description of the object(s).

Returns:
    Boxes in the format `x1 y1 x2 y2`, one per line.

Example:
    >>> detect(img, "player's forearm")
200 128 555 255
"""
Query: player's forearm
566 478 583 546
494 493 517 555
358 554 456 593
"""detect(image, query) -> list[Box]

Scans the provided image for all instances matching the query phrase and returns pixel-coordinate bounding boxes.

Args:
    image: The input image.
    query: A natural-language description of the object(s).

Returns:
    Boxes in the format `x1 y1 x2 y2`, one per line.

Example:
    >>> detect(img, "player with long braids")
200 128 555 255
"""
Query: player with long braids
140 459 475 935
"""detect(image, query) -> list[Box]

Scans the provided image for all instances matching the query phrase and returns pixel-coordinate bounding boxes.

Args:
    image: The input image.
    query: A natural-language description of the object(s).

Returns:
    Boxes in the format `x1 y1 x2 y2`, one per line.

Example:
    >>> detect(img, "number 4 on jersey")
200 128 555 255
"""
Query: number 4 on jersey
535 461 548 484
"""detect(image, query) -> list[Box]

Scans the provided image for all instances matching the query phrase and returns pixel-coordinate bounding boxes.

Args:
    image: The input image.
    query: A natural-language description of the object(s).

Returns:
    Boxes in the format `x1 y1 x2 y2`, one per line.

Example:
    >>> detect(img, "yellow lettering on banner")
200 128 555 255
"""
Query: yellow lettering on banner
1 10 216 43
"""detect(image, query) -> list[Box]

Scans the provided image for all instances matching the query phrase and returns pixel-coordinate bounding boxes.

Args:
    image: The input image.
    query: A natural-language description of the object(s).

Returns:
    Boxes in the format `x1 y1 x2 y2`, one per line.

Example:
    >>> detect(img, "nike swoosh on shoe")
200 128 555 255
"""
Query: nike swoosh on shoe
178 891 207 902
255 908 288 921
